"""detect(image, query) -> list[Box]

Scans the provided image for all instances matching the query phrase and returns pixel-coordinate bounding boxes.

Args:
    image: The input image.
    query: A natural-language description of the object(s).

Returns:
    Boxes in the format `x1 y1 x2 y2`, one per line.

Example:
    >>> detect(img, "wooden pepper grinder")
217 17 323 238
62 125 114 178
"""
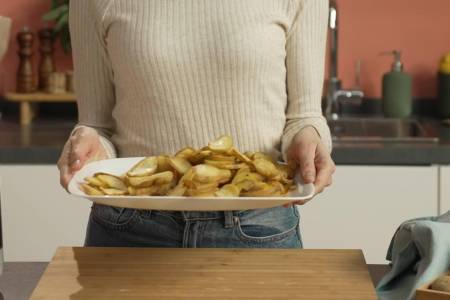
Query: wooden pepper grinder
38 27 55 91
16 27 35 93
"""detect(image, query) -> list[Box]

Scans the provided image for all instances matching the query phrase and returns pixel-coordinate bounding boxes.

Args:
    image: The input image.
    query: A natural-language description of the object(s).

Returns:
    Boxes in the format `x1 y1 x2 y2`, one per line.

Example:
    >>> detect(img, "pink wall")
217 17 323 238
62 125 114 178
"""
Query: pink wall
1 1 450 98
0 1 72 95
338 0 450 98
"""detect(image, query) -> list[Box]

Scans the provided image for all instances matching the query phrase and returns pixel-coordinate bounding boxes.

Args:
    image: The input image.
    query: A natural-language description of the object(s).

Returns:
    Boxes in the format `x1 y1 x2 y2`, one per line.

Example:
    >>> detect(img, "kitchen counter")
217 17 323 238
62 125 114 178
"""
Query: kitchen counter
0 262 47 300
332 119 450 165
0 118 75 164
0 262 389 300
0 117 449 165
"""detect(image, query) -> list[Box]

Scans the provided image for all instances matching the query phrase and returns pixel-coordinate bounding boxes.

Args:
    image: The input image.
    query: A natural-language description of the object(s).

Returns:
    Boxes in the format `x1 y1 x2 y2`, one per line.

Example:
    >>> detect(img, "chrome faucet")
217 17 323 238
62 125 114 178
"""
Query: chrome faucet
325 0 364 120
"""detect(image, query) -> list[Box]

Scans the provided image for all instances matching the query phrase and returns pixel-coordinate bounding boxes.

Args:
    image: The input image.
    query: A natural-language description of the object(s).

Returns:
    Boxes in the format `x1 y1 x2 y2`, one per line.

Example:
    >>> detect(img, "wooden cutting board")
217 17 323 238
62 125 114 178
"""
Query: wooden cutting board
30 247 377 300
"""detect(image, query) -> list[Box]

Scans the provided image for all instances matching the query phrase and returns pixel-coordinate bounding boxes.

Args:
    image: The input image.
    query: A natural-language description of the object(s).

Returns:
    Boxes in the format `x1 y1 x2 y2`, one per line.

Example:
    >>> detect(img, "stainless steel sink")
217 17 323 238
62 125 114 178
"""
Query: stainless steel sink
328 118 439 143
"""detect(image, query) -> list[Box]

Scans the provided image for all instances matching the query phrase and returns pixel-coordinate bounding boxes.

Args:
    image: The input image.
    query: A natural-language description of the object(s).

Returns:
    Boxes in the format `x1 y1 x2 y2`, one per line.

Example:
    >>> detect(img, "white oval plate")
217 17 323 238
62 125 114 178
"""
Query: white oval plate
68 157 315 211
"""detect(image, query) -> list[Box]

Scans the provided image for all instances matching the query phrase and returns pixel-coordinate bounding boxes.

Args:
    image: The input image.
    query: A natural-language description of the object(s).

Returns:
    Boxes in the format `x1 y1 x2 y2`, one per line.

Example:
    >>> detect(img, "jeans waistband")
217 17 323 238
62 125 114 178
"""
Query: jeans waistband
157 210 238 223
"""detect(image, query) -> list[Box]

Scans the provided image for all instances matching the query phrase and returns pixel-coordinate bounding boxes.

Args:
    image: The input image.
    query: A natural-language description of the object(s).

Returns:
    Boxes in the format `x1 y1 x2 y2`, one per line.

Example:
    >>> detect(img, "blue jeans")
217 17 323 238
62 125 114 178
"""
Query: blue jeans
85 205 302 248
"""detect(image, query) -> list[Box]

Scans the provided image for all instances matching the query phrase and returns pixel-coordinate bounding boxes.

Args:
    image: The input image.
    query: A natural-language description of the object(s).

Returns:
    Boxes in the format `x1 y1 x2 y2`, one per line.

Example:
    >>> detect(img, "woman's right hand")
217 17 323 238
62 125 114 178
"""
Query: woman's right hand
58 127 109 189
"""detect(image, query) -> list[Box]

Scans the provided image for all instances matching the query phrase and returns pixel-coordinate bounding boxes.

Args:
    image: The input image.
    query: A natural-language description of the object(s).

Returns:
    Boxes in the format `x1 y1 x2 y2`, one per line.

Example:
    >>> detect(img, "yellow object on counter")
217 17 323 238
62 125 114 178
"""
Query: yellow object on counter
439 53 450 74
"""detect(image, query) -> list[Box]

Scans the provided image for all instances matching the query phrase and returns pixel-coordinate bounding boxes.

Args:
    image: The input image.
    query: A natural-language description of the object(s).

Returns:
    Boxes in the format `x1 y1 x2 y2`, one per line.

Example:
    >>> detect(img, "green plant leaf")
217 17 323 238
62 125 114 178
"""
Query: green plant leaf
43 0 71 54
51 0 59 9
42 4 68 21
60 25 71 53
51 0 69 9
54 12 69 32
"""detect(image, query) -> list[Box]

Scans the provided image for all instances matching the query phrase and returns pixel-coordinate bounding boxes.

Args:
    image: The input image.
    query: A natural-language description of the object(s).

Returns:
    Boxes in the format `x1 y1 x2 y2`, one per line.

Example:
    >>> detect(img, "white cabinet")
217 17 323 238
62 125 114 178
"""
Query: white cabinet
0 165 90 262
440 166 450 214
300 166 439 264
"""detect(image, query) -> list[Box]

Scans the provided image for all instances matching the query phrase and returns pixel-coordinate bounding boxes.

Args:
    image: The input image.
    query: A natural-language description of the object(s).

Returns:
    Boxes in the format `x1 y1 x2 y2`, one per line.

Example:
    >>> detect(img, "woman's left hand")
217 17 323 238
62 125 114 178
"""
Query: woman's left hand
286 127 336 203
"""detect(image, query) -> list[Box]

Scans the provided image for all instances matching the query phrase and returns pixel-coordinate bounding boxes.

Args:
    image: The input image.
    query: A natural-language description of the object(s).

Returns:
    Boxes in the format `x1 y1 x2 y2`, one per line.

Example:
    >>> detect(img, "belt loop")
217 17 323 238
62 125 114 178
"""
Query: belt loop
224 211 234 229
142 209 152 218
181 211 189 221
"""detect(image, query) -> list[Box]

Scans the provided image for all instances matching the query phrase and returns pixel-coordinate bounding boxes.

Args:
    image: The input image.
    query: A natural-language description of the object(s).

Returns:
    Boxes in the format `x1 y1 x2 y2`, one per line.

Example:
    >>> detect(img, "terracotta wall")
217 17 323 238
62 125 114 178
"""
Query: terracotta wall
1 1 450 98
338 0 450 98
0 0 72 95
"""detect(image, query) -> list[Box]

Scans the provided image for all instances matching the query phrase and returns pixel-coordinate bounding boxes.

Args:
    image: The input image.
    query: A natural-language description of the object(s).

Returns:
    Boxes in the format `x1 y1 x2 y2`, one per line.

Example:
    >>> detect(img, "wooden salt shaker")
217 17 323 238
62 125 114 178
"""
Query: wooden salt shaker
65 70 74 93
17 27 35 93
47 72 66 94
38 27 55 91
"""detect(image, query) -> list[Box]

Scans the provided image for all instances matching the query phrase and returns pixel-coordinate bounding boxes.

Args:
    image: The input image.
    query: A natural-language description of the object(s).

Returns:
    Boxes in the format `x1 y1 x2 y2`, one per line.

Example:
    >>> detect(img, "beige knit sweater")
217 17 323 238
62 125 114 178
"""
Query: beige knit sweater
69 0 331 160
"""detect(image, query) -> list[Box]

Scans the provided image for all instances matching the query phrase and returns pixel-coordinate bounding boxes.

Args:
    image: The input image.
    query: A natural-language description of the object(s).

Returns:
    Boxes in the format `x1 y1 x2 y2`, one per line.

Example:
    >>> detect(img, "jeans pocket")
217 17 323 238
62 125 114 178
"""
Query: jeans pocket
234 206 300 244
91 204 140 231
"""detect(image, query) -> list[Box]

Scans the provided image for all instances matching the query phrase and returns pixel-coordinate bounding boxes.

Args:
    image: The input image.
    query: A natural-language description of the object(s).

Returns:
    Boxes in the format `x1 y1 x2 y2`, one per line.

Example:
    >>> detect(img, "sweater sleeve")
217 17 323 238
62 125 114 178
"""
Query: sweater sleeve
281 0 332 160
69 0 117 157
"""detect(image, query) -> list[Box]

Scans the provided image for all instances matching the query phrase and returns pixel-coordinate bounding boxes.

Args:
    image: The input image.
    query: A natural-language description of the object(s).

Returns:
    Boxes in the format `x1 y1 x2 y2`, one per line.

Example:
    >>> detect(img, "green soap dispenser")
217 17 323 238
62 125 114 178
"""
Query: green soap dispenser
381 51 412 118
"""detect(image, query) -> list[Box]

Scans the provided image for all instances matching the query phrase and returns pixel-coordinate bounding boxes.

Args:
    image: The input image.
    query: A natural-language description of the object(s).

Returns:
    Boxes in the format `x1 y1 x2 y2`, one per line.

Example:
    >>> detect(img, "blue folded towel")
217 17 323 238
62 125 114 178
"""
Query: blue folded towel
376 211 450 300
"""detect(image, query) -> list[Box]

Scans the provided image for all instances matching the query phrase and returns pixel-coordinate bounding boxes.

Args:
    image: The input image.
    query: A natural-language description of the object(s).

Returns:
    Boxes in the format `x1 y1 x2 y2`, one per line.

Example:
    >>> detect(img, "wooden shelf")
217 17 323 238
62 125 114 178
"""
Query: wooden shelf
4 92 76 125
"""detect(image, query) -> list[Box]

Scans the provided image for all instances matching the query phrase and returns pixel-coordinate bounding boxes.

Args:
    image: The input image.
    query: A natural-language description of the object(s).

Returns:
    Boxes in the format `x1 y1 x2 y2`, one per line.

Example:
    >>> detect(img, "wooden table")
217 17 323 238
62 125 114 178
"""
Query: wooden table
4 92 76 125
30 247 377 300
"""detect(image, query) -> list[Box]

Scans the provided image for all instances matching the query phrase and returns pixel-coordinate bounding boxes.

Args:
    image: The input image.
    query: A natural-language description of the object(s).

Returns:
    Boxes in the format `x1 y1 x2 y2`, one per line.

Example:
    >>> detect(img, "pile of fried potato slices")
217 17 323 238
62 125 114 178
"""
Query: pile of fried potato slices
81 135 297 198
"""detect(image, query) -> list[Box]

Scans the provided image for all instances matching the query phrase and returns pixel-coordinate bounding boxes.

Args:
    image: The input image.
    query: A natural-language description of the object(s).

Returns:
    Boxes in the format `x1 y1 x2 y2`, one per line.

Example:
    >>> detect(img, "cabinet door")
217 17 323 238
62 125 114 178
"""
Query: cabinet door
299 166 438 264
0 165 91 261
440 166 450 214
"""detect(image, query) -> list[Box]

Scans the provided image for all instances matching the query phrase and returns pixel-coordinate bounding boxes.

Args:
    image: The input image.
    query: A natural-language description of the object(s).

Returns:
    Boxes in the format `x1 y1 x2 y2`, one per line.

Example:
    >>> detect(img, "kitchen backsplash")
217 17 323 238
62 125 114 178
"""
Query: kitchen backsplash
1 0 449 101
335 0 450 99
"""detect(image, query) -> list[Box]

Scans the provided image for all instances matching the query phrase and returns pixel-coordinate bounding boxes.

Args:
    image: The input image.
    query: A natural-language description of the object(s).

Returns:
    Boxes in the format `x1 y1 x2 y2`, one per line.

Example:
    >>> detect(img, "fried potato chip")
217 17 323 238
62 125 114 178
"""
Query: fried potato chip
95 173 128 191
186 188 219 197
232 168 250 183
84 176 107 188
253 152 274 162
218 169 232 183
208 154 236 162
208 135 233 153
156 182 173 195
241 182 276 197
281 178 294 186
132 186 160 196
128 171 174 188
127 186 137 195
175 147 196 160
247 181 267 191
268 181 285 195
237 179 259 191
199 150 213 156
229 163 250 170
244 151 255 159
168 157 192 174
127 156 158 177
183 180 217 190
215 184 240 197
157 155 173 172
232 171 264 185
188 150 212 164
99 187 127 196
167 183 187 196
204 159 247 170
276 163 295 180
252 159 280 179
229 148 252 164
179 167 195 182
193 164 224 183
81 184 104 196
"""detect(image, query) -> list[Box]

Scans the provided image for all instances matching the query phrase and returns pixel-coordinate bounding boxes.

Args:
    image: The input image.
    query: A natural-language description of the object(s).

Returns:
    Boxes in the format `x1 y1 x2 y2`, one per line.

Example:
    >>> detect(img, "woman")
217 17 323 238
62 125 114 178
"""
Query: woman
59 0 335 248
